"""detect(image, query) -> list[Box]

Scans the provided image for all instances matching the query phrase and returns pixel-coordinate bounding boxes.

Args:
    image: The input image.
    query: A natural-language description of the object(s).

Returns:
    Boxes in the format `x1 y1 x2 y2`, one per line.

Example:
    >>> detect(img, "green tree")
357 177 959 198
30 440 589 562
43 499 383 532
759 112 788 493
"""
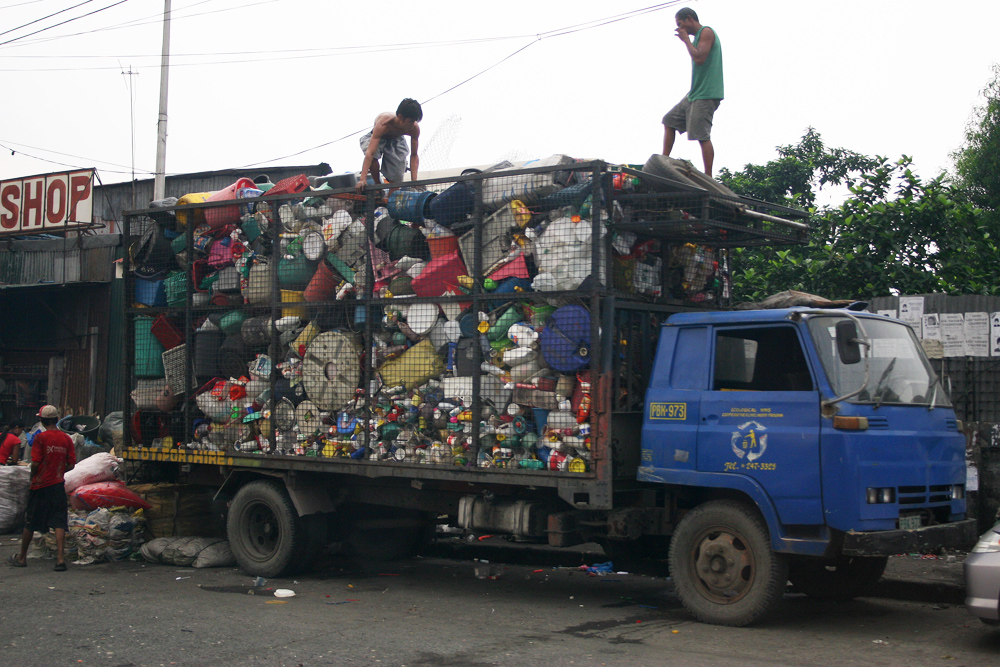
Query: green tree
952 64 1000 217
719 132 995 302
718 127 880 208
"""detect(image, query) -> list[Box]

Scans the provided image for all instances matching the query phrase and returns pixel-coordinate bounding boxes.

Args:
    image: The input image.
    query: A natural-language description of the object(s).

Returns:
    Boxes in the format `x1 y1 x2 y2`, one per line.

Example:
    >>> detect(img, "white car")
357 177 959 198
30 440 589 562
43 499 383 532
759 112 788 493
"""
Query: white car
966 522 1000 625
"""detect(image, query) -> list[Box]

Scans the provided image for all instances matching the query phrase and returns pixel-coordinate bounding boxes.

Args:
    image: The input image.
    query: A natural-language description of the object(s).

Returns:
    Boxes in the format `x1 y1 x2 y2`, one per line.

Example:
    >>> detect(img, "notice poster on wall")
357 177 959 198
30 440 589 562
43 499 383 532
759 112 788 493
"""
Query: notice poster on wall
921 313 943 359
964 312 990 357
877 309 896 319
991 312 1000 357
898 296 924 338
940 313 966 357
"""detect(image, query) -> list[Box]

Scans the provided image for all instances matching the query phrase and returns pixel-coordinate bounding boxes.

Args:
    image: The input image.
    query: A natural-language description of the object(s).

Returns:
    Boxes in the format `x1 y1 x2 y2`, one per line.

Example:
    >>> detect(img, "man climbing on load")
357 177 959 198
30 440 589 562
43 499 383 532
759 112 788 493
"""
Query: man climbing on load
356 98 422 193
661 7 724 176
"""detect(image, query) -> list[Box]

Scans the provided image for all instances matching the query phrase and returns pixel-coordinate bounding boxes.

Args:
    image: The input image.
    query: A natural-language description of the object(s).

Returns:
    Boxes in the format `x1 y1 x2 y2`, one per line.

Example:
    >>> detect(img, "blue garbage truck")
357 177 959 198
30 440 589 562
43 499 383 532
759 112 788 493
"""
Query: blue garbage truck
121 157 976 626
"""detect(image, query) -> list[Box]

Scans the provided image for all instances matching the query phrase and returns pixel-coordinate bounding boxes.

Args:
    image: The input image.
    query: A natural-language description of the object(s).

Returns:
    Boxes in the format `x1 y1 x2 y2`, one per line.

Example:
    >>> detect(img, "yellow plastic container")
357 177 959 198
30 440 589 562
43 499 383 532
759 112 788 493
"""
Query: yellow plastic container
175 192 212 228
280 290 306 319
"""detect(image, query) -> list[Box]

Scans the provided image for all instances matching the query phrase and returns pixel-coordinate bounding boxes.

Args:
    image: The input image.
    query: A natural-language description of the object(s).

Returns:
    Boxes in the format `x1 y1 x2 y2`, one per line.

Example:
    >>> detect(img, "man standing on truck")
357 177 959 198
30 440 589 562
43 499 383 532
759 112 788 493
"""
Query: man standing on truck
661 7 724 176
7 405 75 571
356 98 422 193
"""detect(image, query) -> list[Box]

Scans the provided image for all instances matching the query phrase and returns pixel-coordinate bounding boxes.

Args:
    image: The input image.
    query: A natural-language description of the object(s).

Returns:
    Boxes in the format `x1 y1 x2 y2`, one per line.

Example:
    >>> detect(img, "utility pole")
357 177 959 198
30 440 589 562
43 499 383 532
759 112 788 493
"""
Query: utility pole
153 0 171 200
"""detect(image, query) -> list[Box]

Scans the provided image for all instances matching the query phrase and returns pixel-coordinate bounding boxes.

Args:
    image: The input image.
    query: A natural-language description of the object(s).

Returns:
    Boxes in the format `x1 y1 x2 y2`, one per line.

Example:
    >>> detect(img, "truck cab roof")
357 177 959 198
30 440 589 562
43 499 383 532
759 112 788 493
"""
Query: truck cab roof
665 307 884 327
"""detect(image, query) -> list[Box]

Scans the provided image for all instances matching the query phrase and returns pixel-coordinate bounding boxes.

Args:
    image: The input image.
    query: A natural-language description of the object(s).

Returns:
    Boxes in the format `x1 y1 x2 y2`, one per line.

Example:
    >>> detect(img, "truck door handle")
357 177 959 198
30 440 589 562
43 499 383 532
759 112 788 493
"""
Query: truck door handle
703 414 719 423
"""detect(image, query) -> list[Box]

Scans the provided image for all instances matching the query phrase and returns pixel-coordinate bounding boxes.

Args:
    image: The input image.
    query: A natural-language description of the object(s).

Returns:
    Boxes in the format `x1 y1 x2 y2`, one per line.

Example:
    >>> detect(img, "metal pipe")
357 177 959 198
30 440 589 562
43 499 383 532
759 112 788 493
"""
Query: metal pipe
738 207 809 230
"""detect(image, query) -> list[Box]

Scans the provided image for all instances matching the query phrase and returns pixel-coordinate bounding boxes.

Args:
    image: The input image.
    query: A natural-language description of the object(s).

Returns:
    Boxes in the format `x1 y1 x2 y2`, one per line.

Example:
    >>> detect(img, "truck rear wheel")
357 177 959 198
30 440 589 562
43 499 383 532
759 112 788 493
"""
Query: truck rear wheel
668 500 787 627
789 556 888 600
228 480 304 578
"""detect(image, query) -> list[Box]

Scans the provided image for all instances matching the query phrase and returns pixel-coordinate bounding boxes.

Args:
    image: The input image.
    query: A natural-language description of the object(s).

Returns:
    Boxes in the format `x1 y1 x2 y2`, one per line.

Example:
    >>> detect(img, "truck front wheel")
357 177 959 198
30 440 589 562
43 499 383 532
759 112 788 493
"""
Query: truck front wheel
789 556 888 600
668 500 787 627
228 480 304 578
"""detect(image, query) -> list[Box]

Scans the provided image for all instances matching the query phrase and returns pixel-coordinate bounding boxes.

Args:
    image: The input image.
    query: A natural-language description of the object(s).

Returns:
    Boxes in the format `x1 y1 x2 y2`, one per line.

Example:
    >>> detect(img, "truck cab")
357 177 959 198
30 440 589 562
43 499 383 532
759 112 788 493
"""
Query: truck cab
641 308 975 625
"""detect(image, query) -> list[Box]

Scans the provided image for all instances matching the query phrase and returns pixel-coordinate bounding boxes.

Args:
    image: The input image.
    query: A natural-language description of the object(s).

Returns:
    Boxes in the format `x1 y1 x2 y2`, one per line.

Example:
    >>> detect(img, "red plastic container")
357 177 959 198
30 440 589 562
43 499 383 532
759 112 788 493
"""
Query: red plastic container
205 178 256 229
150 314 184 350
411 249 468 298
265 174 310 198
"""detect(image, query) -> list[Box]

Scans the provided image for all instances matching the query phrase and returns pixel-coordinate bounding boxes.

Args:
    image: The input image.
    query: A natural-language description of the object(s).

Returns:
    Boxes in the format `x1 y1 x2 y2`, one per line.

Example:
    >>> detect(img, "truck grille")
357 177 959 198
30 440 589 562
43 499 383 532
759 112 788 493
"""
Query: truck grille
897 485 952 505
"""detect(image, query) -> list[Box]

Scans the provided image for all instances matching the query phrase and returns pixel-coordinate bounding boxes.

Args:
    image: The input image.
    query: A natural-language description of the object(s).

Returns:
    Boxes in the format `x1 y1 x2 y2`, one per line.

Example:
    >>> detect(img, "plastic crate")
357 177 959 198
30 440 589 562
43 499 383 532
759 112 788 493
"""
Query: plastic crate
162 344 197 396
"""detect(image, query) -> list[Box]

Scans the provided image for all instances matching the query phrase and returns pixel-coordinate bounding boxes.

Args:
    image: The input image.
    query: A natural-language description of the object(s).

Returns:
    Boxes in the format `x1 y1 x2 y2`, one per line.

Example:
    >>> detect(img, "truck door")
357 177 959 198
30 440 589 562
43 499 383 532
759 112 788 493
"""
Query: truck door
698 325 824 526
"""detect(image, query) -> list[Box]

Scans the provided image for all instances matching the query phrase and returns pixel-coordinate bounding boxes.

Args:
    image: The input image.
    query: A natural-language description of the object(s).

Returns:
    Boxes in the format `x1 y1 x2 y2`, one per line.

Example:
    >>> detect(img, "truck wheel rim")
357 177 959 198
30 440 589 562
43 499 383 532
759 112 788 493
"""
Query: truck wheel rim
689 526 756 604
242 501 280 561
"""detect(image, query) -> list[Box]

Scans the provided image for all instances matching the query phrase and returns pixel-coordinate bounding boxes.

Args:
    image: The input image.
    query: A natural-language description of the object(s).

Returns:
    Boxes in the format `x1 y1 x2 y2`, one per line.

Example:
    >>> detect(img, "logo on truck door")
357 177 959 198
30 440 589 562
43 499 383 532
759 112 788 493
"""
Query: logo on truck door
731 421 767 461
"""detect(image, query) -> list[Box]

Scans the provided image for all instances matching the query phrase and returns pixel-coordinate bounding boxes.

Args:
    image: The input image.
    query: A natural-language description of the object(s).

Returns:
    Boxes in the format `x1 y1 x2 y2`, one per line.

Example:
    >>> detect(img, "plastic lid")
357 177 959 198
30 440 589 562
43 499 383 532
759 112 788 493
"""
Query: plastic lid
407 303 438 335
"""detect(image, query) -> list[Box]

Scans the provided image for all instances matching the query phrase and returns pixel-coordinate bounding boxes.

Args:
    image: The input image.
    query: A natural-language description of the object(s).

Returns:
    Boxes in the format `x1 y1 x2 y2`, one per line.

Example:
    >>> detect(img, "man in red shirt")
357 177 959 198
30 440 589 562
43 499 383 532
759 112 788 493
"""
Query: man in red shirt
8 405 75 571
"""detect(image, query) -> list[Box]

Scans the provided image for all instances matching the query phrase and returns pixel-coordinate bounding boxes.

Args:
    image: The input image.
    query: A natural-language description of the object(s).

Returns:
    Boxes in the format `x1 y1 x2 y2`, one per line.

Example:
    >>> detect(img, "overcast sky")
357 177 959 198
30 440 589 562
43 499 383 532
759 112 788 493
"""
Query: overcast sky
0 0 997 193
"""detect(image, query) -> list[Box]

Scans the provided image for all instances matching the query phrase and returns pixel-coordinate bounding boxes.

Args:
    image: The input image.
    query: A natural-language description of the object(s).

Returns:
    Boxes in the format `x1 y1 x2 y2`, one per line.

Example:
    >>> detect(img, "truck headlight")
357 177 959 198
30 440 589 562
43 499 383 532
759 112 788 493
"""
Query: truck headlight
972 528 1000 554
951 484 965 500
866 487 895 504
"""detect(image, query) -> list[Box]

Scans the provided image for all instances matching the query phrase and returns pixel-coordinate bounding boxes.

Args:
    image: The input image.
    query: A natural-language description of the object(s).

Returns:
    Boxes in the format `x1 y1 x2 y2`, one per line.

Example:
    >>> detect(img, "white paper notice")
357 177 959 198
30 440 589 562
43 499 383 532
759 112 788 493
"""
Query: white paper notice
921 314 943 359
964 312 990 357
877 309 897 319
991 312 1000 357
898 296 924 339
940 313 966 357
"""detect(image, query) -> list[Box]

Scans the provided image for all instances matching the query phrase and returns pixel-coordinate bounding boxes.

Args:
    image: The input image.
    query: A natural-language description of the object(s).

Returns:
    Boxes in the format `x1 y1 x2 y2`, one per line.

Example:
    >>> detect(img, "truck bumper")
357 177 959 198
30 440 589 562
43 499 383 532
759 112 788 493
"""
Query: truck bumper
840 519 978 556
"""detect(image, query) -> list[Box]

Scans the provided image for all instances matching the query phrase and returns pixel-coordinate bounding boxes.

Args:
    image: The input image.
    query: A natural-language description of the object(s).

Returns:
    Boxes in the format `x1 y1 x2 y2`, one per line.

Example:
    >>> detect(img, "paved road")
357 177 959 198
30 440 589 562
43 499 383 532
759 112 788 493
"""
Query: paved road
1 544 997 667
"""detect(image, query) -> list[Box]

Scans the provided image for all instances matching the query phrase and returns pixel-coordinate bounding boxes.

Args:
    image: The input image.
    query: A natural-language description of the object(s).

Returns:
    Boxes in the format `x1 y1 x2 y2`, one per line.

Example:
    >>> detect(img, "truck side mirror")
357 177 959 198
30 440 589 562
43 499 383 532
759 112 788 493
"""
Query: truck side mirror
835 320 862 365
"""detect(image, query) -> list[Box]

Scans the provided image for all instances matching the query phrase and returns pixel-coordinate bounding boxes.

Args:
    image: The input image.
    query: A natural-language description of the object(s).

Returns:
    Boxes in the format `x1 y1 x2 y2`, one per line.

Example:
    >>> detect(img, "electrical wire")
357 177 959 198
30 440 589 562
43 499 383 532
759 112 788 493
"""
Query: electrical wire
0 1 684 174
0 0 131 48
0 0 95 38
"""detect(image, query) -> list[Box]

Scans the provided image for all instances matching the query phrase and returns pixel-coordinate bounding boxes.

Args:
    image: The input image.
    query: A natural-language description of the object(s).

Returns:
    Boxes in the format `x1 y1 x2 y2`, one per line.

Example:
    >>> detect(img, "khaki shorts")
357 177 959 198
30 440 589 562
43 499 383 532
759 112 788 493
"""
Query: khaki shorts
662 97 722 141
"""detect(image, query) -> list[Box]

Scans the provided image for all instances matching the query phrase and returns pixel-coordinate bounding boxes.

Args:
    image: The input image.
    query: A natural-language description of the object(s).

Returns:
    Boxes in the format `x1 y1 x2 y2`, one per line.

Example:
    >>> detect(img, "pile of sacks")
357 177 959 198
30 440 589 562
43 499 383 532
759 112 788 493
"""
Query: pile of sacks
29 506 147 565
140 536 236 568
65 453 151 511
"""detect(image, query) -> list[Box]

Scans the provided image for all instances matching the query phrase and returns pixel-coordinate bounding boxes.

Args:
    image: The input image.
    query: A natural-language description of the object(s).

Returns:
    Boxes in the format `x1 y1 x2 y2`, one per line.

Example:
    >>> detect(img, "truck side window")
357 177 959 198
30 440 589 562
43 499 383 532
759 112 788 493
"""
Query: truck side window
713 327 814 392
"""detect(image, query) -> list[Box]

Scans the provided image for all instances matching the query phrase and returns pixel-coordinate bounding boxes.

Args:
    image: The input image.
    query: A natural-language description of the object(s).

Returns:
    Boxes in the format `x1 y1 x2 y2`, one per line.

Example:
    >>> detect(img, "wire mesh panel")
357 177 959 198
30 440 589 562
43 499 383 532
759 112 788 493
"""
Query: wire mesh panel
123 159 808 478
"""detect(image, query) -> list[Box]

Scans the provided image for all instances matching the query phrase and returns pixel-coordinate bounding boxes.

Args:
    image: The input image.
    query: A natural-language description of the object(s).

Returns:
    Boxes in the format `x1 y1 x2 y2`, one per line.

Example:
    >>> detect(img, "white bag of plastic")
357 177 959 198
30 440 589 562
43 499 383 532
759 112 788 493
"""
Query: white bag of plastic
0 466 30 533
64 452 122 493
139 536 236 568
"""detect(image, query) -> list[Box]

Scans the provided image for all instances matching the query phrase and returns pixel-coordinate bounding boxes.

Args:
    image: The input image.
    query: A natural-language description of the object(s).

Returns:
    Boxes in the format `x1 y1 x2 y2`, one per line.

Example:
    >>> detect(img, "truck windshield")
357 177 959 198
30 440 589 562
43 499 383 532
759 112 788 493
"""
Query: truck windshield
807 316 950 407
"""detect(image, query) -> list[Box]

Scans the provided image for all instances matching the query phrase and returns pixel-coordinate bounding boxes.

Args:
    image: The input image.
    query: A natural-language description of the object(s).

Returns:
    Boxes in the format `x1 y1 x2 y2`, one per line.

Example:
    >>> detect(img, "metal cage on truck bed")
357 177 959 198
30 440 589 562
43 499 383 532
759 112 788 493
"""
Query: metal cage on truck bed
122 157 808 509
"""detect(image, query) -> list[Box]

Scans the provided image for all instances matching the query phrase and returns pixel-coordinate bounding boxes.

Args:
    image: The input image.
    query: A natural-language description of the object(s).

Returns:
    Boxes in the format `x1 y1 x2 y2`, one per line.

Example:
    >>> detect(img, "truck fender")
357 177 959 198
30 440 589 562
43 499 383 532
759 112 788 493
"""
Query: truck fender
221 470 338 517
639 466 823 554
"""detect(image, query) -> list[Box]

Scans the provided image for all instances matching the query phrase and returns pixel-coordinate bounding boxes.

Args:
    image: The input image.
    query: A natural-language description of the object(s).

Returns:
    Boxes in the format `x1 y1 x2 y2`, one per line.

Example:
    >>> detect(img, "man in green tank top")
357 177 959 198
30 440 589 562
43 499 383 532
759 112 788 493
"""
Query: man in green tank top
661 7 724 176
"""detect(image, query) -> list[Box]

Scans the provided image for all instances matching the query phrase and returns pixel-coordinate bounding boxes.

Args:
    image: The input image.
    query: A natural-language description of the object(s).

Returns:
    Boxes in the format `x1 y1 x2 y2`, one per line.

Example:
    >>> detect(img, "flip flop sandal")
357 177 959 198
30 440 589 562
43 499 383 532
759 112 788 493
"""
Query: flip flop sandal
54 562 67 572
8 554 26 567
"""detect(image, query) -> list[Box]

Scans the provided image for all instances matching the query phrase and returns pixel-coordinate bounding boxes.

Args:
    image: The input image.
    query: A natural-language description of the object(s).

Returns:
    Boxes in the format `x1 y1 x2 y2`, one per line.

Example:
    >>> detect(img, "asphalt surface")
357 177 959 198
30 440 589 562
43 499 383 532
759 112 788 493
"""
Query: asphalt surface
0 537 993 667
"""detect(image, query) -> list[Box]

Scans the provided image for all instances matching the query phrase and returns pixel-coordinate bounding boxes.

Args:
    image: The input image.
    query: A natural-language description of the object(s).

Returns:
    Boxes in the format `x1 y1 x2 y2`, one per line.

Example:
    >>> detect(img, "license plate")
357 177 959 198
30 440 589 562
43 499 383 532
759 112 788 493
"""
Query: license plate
899 515 922 531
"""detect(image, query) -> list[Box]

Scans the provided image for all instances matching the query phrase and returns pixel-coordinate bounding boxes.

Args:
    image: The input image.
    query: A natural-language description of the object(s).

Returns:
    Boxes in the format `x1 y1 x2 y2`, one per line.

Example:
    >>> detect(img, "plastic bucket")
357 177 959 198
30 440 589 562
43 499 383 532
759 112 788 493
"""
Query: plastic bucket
278 255 319 290
388 190 436 224
135 277 166 307
135 316 166 378
428 181 474 228
281 290 307 319
427 235 460 259
303 260 339 302
205 178 256 229
218 310 248 336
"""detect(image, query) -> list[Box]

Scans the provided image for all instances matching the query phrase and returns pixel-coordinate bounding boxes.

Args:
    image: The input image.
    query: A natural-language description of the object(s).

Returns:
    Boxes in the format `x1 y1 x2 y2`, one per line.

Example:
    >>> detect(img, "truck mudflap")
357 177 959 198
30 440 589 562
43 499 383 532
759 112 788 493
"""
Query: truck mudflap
840 519 978 556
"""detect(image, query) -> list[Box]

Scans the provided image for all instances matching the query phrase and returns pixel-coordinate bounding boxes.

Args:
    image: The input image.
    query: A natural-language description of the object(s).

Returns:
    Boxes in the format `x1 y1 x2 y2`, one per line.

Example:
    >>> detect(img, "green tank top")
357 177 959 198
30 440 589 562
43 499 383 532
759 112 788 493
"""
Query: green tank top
689 26 723 101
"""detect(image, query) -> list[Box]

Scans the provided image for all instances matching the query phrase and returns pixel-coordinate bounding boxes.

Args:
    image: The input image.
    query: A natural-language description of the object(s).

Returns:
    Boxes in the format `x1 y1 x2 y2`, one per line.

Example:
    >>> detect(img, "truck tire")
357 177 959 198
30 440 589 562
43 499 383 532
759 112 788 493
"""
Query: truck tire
228 480 304 578
668 500 787 627
789 556 888 600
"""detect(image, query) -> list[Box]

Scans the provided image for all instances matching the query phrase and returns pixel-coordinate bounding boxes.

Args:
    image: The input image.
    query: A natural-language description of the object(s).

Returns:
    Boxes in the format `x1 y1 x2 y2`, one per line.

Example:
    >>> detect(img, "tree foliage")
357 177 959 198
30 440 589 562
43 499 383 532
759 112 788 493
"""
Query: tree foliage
719 131 994 302
953 64 1000 217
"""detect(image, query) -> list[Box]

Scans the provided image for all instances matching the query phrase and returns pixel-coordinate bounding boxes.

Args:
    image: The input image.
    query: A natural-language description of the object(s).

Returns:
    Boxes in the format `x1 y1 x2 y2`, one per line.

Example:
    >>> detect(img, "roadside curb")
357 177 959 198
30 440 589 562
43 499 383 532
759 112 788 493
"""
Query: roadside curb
873 577 966 606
